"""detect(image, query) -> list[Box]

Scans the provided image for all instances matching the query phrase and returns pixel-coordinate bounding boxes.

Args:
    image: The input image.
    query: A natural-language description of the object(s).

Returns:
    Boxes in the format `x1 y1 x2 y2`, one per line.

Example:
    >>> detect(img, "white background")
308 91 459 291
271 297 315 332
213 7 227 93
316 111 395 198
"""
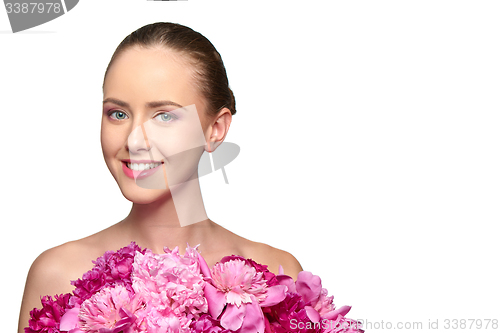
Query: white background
2 1 499 332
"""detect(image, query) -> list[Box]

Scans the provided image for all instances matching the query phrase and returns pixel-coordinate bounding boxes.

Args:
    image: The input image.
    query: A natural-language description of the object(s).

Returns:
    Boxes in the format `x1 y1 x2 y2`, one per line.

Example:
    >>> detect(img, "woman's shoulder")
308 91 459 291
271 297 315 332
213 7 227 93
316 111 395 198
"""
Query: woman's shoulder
241 240 303 280
27 238 101 291
18 235 114 333
27 225 123 291
211 224 303 280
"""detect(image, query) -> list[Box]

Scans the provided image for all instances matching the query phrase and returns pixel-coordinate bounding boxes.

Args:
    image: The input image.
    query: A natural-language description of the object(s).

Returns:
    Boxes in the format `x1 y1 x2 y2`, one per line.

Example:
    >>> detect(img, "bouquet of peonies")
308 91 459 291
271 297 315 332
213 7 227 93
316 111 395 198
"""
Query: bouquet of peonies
26 242 363 333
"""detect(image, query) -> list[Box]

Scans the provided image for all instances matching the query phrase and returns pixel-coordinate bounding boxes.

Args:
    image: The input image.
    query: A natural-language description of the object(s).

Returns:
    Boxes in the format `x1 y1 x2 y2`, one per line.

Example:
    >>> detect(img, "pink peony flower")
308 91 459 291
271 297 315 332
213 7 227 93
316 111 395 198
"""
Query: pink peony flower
60 285 145 333
211 259 267 306
70 242 145 307
25 293 72 333
263 272 364 333
218 256 279 287
295 271 354 322
203 257 287 333
78 285 143 332
131 245 207 332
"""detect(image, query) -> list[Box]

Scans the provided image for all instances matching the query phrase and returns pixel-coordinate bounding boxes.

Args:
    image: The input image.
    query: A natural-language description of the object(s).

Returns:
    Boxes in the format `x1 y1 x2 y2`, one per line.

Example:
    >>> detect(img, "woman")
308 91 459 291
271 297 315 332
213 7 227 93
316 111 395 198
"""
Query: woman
18 22 302 332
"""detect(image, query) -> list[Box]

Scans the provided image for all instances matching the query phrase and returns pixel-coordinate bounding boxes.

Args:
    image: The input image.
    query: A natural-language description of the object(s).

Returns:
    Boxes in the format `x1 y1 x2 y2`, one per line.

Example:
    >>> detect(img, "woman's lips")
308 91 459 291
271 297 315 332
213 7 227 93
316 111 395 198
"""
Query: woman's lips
121 161 163 180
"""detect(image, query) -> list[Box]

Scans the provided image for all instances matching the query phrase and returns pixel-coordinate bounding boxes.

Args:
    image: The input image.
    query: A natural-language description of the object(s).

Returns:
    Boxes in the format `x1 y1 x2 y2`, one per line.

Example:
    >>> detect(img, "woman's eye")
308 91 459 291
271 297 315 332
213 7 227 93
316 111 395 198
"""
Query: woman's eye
109 110 128 120
154 112 176 123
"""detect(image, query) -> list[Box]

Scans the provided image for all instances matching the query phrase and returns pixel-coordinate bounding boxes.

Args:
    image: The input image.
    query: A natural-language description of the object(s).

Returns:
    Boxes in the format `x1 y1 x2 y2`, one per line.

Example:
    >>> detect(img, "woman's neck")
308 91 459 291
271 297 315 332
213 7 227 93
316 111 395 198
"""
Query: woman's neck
120 176 213 254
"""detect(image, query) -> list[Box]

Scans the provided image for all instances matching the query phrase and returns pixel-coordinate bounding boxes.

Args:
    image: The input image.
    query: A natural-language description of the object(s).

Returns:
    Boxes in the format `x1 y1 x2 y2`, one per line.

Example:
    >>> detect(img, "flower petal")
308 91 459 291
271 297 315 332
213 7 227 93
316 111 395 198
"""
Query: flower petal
112 308 136 332
305 305 320 323
239 295 265 333
220 303 246 331
198 252 212 278
59 307 80 331
259 285 287 307
276 275 296 294
296 271 322 305
204 282 226 319
68 329 86 333
323 305 352 320
220 255 246 264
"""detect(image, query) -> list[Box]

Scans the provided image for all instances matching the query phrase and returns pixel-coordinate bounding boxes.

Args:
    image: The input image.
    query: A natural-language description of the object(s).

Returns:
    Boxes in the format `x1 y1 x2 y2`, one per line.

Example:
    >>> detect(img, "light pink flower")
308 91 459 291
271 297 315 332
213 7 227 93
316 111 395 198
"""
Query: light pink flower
203 257 287 333
77 285 144 333
140 308 193 333
131 245 207 332
211 259 267 306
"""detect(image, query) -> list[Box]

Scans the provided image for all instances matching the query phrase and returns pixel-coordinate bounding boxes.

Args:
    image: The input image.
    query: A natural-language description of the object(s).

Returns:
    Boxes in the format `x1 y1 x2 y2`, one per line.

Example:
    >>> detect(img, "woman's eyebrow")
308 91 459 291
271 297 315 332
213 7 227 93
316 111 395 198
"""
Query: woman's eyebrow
103 97 129 107
146 100 184 109
103 98 183 109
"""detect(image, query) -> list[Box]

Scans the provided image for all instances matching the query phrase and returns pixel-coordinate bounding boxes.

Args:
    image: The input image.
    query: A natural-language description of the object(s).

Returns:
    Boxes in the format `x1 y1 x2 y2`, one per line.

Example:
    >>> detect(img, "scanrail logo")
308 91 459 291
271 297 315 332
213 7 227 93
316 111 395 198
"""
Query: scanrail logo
3 0 78 33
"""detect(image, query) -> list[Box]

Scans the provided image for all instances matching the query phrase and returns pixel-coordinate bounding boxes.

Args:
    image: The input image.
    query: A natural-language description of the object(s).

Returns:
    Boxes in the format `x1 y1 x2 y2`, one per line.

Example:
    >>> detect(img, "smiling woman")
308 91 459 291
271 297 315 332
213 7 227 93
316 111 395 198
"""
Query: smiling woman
17 22 302 333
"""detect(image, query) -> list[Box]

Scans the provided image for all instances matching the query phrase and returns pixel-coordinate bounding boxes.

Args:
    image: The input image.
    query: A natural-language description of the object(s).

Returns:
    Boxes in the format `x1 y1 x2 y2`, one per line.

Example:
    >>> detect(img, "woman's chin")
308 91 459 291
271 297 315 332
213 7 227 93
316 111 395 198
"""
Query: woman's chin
119 186 171 205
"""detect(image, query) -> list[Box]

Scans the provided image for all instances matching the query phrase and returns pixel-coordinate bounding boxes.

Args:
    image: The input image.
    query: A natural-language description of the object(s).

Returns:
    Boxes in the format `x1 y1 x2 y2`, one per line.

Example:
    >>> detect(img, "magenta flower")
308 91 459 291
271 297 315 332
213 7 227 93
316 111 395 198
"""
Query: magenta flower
25 293 72 333
263 292 321 333
70 242 144 306
263 271 364 333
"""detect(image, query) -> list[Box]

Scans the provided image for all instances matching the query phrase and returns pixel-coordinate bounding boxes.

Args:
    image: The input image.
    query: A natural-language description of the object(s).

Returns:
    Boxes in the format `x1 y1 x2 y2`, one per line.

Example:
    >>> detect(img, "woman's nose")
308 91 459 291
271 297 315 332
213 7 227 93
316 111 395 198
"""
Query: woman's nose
126 123 151 153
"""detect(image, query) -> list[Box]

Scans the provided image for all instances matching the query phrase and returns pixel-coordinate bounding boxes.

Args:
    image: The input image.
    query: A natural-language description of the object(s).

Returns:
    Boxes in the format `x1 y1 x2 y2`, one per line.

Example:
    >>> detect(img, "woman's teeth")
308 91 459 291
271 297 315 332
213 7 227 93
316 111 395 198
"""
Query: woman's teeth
127 162 162 171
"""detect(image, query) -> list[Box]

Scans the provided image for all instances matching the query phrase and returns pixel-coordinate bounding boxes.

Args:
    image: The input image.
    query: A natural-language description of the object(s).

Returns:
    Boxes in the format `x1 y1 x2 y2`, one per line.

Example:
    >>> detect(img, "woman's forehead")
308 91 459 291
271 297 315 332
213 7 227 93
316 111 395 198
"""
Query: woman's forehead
103 46 203 108
105 46 194 85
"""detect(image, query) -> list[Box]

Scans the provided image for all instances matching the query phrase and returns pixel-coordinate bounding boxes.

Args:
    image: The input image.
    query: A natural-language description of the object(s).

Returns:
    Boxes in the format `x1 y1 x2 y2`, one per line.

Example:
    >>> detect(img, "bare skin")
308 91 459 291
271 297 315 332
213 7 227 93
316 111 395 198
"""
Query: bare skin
18 218 302 332
17 46 302 332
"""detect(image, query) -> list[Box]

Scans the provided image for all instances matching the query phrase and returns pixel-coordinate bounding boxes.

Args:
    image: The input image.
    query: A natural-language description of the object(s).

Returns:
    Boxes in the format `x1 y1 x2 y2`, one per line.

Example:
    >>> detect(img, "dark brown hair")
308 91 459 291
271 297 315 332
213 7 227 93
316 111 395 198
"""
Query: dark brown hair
103 22 236 116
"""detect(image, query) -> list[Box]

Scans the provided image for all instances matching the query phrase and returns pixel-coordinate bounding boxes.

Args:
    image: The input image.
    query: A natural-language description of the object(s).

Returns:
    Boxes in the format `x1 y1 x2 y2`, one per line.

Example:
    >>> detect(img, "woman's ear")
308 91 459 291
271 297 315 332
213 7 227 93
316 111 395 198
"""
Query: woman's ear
205 107 232 153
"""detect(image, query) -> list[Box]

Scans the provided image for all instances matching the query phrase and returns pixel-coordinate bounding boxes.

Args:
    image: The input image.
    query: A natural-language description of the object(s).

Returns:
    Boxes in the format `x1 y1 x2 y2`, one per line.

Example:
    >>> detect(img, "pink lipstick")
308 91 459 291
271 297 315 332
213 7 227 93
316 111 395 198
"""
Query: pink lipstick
121 159 163 180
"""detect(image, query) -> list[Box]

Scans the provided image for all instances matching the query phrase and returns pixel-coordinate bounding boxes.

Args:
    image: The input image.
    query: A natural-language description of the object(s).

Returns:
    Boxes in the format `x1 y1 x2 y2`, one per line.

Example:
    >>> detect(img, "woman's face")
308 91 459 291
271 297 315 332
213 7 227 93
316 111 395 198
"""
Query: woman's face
101 46 212 204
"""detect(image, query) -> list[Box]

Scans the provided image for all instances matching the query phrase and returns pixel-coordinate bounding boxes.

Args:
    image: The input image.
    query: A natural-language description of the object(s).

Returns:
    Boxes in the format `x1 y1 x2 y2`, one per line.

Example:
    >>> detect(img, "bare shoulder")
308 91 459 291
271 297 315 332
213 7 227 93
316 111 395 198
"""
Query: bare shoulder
31 234 107 276
211 223 303 280
241 241 303 281
18 236 106 333
25 241 90 293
